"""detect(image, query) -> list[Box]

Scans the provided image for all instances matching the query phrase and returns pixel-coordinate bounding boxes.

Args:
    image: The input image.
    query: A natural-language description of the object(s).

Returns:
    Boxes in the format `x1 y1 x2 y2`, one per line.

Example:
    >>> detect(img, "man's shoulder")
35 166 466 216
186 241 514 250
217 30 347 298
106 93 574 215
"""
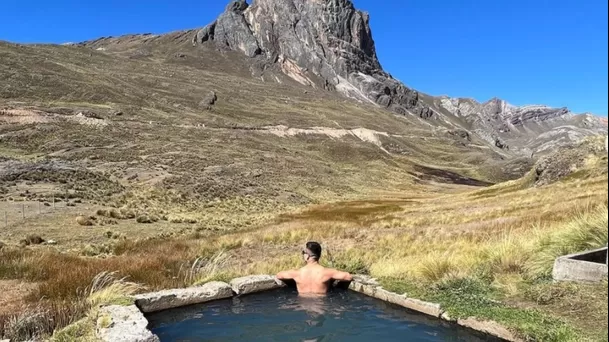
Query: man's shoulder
321 267 340 275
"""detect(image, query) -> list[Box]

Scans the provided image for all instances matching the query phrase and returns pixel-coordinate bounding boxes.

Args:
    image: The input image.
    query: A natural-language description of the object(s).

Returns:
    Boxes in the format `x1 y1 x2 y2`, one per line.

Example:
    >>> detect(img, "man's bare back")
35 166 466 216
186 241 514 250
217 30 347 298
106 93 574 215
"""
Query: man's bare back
276 242 353 295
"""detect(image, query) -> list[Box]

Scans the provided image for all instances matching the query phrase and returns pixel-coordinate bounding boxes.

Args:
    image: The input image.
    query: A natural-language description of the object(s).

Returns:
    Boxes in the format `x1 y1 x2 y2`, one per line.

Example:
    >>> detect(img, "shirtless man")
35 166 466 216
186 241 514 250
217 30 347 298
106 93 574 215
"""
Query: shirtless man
276 241 353 295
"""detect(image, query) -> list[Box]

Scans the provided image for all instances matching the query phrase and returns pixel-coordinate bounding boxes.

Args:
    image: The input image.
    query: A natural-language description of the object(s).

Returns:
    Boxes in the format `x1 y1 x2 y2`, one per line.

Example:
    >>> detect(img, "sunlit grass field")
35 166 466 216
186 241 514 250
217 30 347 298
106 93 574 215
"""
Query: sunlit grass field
1 170 607 341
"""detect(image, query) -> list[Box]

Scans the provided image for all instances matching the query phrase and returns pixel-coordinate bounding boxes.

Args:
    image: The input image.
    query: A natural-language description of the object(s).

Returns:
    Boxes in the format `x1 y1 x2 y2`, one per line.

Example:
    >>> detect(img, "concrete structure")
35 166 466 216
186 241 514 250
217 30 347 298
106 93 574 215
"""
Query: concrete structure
134 281 233 313
96 274 521 342
553 247 608 283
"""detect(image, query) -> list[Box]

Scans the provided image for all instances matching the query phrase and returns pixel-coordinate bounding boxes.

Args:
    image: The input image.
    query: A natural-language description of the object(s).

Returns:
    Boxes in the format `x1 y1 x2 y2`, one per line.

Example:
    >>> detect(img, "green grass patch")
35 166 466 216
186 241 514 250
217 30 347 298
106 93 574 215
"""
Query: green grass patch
380 277 589 342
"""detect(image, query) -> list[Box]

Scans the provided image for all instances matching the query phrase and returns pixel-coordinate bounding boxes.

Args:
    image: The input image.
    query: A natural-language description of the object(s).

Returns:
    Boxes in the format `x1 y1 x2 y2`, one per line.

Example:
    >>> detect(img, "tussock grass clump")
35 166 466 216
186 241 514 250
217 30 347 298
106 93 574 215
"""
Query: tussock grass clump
0 271 144 340
20 235 46 246
87 271 143 307
76 215 94 226
0 300 89 341
525 206 608 279
186 251 232 285
97 208 134 220
485 233 532 275
415 253 461 283
136 215 158 224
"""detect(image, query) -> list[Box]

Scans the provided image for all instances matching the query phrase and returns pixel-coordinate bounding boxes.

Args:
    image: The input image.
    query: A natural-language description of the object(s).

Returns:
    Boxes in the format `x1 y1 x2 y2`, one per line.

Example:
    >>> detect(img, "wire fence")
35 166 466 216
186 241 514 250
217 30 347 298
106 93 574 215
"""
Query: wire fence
1 196 76 227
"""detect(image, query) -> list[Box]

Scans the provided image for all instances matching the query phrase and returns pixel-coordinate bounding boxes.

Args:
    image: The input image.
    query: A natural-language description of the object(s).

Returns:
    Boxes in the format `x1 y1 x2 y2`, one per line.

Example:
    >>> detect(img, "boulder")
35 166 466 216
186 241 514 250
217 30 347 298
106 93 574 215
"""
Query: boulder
230 275 285 295
96 305 159 342
134 281 233 313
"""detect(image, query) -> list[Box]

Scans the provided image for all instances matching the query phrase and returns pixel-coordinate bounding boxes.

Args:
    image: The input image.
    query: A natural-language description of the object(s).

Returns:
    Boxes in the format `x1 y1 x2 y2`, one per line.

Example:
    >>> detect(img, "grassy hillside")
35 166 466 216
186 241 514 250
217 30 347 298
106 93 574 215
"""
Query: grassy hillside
0 39 518 248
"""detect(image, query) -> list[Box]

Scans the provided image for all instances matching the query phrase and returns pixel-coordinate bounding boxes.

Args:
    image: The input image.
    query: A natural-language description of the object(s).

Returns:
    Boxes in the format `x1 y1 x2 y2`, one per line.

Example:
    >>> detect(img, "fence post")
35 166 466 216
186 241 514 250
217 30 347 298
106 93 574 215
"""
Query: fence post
53 195 55 209
22 203 25 219
38 201 41 215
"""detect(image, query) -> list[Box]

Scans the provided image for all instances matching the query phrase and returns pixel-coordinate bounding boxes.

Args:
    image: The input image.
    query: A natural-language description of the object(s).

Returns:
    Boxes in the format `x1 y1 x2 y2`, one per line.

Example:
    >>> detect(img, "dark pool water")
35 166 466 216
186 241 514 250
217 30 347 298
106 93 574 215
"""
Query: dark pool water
147 288 499 342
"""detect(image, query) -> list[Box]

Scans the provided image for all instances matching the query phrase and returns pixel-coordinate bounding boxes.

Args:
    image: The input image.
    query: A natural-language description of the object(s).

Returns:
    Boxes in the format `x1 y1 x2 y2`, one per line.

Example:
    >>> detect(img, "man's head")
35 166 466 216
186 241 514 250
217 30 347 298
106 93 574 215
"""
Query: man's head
303 241 322 262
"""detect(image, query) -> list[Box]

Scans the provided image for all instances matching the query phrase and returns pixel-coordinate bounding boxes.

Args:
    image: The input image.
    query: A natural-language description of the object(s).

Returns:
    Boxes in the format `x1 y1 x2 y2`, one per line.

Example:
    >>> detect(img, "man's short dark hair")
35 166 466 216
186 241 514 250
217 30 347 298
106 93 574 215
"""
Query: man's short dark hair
306 241 322 260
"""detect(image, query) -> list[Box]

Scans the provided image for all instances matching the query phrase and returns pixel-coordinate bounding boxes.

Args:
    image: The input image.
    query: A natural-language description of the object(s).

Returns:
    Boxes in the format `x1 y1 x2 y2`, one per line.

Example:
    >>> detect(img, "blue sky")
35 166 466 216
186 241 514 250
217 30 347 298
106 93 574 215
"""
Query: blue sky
1 0 607 115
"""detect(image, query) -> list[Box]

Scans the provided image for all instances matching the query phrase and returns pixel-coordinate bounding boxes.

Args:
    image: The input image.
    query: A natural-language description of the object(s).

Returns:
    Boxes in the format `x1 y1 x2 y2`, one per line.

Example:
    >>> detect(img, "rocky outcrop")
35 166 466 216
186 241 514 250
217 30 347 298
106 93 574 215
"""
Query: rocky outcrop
134 281 233 313
193 0 427 115
230 275 285 295
96 305 160 342
199 91 218 109
434 96 607 155
532 136 608 186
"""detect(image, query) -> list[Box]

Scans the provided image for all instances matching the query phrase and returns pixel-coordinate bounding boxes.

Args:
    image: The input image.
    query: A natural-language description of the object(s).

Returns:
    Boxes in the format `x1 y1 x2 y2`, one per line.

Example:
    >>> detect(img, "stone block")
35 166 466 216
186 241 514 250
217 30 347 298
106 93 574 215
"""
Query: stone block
230 275 285 295
96 305 159 342
134 281 233 313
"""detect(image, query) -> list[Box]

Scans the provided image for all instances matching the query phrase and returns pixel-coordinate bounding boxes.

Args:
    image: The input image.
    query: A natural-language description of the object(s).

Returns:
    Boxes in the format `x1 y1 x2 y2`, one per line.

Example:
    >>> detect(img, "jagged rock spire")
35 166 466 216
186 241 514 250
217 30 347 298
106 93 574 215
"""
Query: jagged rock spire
193 0 429 116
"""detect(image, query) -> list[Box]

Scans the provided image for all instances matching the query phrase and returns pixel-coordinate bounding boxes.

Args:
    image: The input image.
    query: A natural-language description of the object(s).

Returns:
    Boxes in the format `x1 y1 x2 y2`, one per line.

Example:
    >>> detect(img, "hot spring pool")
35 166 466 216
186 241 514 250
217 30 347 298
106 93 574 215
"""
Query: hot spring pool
146 288 500 341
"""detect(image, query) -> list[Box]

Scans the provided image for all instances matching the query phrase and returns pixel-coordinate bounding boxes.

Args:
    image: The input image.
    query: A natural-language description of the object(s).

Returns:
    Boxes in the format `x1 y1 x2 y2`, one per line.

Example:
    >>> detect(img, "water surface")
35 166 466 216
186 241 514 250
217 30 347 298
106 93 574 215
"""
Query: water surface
147 288 499 342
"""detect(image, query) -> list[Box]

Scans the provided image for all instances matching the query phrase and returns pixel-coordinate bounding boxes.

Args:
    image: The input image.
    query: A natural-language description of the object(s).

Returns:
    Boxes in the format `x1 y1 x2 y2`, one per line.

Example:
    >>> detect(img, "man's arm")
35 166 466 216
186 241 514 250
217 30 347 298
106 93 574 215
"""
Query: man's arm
326 269 353 282
276 270 299 280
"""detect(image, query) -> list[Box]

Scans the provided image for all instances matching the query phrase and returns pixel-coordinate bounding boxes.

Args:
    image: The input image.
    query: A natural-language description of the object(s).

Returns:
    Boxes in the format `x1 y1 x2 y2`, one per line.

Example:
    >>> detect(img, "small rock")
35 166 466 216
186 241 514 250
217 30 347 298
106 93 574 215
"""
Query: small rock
46 240 57 245
113 111 123 116
199 91 218 109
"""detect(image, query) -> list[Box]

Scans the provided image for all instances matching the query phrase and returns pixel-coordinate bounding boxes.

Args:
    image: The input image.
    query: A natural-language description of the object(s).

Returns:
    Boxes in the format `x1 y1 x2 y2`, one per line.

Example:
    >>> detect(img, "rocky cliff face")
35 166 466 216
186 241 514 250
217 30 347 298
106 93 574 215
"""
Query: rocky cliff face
193 0 427 117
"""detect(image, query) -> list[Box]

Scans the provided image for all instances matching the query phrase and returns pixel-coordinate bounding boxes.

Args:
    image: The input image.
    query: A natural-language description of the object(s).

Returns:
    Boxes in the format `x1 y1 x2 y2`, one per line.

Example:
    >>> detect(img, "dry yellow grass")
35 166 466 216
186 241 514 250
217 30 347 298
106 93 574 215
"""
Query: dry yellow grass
1 173 607 340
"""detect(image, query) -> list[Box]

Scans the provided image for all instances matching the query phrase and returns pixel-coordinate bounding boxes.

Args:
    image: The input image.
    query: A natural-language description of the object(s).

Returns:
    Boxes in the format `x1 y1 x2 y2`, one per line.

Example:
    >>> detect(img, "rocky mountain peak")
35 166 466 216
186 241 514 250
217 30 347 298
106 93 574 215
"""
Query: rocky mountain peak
187 0 606 156
193 0 427 116
228 0 249 12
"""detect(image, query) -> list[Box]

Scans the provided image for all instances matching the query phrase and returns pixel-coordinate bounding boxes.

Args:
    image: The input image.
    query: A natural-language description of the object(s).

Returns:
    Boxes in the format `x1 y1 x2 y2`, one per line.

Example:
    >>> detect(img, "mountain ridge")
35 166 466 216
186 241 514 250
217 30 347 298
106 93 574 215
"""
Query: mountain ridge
176 0 607 155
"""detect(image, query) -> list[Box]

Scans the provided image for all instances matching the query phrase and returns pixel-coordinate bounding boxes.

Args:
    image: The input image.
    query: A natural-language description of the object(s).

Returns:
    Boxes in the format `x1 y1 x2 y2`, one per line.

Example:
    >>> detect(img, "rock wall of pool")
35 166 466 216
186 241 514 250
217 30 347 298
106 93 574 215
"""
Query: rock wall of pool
95 275 523 342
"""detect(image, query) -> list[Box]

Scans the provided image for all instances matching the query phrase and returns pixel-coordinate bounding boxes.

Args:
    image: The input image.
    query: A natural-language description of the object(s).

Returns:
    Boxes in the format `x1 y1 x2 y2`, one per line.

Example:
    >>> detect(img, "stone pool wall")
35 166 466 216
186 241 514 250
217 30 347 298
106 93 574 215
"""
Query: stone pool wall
95 274 522 342
553 247 608 283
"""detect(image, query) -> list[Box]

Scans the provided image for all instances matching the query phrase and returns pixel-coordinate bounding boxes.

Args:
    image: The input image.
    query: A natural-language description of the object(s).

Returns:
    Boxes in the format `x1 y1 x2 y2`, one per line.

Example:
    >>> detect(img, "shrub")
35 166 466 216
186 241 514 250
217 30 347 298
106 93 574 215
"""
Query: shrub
136 215 157 224
24 235 45 245
75 216 94 227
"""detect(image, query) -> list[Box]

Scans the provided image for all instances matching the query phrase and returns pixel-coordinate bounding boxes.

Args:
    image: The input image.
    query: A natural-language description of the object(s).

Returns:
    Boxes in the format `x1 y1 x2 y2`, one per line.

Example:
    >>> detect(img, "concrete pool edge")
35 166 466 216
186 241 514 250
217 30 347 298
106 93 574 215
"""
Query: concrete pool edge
94 274 522 342
348 275 523 342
